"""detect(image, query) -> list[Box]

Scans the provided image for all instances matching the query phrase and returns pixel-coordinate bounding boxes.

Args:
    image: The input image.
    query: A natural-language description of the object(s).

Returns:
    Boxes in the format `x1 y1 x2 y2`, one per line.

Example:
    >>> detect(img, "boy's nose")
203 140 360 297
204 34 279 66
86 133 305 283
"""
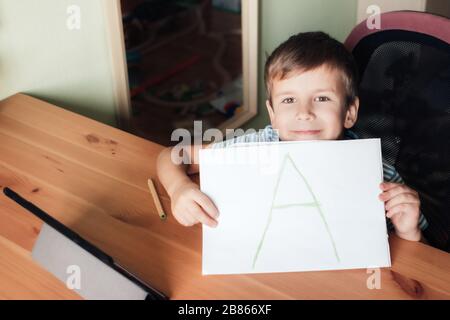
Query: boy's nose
295 104 315 121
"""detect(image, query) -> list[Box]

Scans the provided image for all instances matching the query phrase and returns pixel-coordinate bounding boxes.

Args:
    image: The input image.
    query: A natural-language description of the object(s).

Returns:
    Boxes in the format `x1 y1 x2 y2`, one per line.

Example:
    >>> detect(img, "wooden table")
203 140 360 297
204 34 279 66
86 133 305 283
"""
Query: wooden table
0 94 449 300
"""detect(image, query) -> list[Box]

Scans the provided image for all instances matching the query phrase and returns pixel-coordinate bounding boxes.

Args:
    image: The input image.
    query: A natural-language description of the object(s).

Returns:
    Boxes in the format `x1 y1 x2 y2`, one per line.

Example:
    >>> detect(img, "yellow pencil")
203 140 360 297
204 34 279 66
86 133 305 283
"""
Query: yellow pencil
147 178 167 220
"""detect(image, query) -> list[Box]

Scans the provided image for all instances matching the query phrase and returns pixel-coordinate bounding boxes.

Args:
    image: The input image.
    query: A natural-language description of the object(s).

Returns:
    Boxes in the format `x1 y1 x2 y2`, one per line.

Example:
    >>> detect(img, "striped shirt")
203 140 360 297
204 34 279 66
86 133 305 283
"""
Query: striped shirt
211 124 428 231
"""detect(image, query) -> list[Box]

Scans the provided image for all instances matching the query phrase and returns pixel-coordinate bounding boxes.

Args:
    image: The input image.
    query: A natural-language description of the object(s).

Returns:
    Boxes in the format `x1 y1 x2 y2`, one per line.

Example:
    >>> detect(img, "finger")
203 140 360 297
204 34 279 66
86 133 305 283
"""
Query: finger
379 185 416 201
194 192 220 219
189 203 218 228
387 208 404 220
385 193 420 211
176 214 195 227
380 182 407 191
380 182 398 191
386 206 404 219
176 206 199 226
172 204 193 227
386 203 419 218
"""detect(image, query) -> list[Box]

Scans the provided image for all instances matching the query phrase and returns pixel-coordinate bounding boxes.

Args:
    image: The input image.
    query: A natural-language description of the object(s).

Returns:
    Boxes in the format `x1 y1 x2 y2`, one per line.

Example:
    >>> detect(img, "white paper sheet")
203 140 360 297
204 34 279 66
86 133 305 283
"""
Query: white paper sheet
199 139 391 275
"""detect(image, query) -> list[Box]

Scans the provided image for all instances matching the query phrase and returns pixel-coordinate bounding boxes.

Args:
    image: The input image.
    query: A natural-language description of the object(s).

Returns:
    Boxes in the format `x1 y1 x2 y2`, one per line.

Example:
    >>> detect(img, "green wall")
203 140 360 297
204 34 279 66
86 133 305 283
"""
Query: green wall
243 0 358 131
0 0 118 126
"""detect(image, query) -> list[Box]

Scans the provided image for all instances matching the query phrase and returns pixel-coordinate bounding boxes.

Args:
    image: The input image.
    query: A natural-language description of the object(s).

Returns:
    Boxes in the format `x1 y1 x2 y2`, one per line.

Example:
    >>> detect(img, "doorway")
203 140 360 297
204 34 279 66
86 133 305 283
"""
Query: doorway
121 0 245 146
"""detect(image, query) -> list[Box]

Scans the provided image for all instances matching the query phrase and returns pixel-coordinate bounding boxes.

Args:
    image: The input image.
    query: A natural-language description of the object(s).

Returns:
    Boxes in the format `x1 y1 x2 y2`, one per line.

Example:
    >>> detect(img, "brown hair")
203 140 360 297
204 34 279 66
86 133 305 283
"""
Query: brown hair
264 31 359 107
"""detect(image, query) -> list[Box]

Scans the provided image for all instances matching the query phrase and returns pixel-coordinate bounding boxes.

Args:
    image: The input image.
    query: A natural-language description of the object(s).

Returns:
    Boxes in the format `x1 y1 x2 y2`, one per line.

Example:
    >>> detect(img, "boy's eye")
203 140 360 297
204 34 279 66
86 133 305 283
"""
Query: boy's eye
281 97 295 104
314 96 331 102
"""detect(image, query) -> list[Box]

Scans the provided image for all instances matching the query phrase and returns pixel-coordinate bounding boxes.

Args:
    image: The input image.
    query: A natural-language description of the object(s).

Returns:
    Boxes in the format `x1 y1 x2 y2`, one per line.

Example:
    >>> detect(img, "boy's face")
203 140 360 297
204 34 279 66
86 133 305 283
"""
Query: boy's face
266 65 359 141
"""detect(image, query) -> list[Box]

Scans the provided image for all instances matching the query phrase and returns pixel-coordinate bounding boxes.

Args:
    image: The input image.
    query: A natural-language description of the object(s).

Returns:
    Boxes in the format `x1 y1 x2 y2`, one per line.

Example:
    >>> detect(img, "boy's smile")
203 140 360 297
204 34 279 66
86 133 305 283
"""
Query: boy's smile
266 64 359 141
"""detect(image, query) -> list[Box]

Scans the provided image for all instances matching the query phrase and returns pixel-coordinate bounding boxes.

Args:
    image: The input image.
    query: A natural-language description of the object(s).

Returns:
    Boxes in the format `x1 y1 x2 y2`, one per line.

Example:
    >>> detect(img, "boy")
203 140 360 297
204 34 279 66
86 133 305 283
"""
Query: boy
157 32 428 242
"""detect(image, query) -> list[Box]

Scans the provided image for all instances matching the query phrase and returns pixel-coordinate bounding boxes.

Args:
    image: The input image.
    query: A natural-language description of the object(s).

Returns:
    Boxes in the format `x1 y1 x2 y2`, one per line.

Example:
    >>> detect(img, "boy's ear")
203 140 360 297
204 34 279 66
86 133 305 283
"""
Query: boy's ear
344 97 359 129
266 100 275 123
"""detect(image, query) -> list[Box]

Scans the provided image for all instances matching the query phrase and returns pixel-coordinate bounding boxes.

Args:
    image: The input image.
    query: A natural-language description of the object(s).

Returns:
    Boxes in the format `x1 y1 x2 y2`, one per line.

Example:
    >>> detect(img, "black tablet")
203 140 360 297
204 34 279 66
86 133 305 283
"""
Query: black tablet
3 187 167 300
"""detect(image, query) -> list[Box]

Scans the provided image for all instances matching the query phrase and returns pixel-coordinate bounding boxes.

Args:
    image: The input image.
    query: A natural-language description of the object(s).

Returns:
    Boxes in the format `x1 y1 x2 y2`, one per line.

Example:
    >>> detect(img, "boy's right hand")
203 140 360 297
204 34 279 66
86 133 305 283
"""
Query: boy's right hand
170 182 220 228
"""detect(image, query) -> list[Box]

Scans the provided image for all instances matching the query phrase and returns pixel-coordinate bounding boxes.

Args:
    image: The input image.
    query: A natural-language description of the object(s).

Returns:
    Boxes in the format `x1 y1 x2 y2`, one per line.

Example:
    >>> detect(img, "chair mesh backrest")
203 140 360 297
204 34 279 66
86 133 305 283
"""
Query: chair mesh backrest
347 14 450 251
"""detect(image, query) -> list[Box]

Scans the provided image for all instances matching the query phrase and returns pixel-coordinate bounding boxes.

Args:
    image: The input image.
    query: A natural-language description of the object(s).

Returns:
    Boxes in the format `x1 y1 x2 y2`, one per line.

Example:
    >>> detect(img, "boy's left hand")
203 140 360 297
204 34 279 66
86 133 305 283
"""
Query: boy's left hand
379 182 422 241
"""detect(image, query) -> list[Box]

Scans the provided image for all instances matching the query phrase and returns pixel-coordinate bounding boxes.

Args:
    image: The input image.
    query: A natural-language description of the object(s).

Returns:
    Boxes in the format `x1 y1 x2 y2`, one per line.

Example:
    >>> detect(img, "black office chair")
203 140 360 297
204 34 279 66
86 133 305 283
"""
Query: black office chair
345 11 450 251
